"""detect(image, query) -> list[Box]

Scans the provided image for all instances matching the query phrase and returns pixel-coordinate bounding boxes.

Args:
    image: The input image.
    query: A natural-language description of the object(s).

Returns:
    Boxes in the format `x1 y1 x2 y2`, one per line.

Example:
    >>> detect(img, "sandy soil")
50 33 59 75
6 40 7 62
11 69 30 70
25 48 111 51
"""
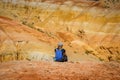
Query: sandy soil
0 61 120 80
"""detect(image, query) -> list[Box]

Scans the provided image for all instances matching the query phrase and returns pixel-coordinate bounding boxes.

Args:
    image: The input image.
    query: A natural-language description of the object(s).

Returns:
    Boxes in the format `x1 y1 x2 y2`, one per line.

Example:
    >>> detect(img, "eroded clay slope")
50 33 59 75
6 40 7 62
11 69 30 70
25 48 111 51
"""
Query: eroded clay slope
0 0 120 62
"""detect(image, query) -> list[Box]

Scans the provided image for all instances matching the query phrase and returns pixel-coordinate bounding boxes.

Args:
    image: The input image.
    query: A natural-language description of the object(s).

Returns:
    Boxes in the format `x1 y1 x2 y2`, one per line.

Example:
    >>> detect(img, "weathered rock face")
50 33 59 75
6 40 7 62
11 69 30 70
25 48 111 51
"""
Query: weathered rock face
0 0 120 62
0 16 55 62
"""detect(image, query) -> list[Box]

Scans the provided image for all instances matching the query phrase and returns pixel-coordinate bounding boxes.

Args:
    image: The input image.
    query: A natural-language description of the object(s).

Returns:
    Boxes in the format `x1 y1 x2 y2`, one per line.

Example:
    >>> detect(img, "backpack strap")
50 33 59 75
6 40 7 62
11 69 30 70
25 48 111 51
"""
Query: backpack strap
61 49 66 55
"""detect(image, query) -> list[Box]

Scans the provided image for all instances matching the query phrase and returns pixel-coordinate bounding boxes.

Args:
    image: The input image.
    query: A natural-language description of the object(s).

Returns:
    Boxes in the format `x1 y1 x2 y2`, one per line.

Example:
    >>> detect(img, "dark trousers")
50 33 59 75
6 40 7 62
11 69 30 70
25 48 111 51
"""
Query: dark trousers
54 55 68 62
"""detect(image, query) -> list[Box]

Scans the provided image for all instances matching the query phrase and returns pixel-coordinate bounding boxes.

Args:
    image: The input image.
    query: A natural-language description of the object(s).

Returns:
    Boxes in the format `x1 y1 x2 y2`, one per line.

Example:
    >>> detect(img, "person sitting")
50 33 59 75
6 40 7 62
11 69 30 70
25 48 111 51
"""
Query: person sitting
54 42 68 62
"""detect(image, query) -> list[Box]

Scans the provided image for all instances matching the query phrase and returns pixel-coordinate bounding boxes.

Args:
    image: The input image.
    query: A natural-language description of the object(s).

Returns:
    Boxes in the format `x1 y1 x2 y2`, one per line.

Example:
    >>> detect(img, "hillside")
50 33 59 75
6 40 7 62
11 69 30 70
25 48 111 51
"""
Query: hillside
0 15 100 62
0 0 120 62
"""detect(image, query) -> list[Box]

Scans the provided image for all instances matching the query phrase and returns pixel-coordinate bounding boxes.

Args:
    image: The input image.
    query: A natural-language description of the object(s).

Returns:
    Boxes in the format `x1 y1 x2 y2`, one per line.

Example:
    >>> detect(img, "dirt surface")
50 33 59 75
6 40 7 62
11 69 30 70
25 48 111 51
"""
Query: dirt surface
0 61 120 80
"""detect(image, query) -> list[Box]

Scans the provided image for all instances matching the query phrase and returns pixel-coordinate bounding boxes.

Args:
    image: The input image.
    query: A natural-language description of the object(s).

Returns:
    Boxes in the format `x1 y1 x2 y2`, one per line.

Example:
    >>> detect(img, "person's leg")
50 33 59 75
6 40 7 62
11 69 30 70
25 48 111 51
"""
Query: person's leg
54 58 63 62
56 60 63 62
63 55 68 62
53 57 56 61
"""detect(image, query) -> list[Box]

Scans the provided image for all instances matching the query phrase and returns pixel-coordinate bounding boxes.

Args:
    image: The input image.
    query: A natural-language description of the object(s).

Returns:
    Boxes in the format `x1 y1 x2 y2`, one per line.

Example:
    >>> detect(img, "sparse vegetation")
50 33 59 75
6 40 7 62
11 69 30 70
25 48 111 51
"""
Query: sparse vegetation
22 21 34 29
74 51 77 54
0 39 28 62
100 0 120 8
99 57 104 61
22 20 27 25
27 22 34 28
77 30 86 39
108 55 112 61
85 50 93 55
37 28 44 33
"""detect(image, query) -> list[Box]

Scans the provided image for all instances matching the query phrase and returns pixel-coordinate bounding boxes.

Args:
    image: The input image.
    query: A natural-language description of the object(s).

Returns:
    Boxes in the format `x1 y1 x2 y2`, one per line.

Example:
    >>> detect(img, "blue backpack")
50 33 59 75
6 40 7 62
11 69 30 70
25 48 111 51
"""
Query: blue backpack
54 49 63 61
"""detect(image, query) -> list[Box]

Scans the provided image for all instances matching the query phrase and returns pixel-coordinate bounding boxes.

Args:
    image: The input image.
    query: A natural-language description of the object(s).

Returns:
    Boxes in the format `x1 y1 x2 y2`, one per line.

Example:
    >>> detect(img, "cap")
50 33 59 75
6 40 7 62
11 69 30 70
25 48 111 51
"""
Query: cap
58 42 63 46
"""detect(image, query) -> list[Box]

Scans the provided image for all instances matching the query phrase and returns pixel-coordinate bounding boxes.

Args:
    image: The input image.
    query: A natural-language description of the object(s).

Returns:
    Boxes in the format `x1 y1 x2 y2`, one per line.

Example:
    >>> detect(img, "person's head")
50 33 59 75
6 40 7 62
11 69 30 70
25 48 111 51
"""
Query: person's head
57 42 63 49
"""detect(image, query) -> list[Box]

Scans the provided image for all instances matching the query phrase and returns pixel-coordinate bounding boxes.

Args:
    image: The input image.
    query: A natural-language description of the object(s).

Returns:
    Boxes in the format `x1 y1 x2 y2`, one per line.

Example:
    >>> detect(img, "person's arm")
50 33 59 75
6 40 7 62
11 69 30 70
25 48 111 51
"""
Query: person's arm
54 49 57 57
62 49 66 56
62 49 68 62
54 49 56 53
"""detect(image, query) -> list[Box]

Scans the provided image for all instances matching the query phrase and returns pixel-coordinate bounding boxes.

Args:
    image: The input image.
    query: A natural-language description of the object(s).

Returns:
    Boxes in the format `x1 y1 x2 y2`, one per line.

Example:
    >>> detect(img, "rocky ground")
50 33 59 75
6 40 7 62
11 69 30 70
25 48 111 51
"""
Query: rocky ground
0 61 120 80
